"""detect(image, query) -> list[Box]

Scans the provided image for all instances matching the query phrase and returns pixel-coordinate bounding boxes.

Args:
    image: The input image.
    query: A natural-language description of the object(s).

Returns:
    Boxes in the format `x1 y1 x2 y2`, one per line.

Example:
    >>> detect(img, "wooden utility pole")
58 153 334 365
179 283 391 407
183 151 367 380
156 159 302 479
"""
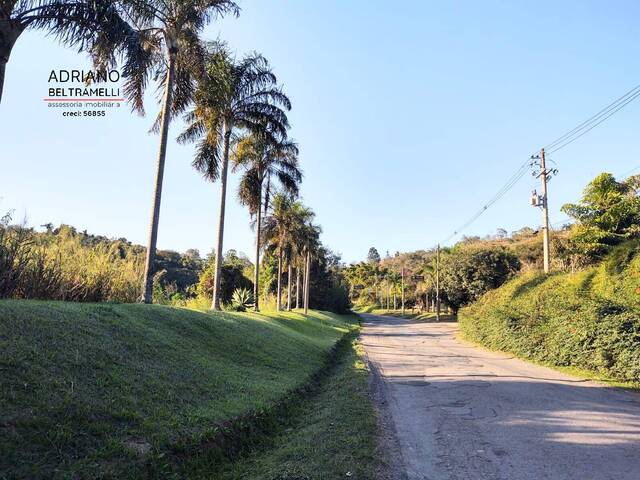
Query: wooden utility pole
401 267 405 315
436 244 441 322
540 148 551 274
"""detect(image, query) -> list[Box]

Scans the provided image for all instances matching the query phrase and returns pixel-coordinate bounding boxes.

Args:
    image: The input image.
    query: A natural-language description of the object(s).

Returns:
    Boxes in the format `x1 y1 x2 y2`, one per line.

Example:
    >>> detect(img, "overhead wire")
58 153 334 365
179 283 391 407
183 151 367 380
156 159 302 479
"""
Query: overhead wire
439 83 640 244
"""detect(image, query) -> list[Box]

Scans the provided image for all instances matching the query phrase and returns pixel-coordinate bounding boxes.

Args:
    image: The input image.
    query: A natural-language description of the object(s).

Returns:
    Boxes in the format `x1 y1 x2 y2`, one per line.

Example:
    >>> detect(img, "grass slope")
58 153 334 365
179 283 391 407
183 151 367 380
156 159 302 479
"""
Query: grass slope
459 242 640 385
210 339 381 480
0 300 358 479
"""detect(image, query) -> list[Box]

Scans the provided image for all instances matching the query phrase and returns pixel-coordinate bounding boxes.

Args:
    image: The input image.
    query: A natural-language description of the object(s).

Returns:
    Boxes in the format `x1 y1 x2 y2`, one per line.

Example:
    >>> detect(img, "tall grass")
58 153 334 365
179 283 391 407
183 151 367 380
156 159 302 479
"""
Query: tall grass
0 215 142 302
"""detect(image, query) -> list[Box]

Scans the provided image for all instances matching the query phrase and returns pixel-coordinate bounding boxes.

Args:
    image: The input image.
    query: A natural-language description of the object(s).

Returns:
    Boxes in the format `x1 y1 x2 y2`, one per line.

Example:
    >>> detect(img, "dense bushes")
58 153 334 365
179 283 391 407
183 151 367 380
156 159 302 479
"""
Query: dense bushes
440 247 520 313
459 241 640 383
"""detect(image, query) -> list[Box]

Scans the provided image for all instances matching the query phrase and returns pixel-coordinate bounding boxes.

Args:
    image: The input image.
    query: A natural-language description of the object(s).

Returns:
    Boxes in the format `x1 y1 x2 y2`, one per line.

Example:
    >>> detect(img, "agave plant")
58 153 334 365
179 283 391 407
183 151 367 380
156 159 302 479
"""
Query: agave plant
230 287 253 312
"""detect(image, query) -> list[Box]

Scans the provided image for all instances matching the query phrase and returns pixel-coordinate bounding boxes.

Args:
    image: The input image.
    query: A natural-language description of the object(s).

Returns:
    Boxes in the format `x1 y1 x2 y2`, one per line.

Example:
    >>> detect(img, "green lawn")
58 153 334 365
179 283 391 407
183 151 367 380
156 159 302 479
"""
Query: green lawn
0 300 363 479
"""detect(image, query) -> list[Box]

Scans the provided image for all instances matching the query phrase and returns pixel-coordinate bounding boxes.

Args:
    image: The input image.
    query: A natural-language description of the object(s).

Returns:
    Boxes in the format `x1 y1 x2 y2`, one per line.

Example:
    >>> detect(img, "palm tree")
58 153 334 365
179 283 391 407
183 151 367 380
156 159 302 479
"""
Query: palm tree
233 132 301 311
2 1 238 302
262 193 293 311
99 0 240 303
178 46 291 309
286 202 315 310
300 221 321 315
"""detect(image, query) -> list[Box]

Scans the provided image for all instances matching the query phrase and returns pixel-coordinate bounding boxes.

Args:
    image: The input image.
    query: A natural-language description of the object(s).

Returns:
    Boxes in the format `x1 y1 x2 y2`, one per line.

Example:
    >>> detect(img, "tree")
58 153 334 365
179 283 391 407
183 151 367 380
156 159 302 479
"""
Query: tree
233 132 301 311
178 46 291 309
64 0 240 303
440 247 520 314
367 247 381 264
561 173 640 258
263 194 313 311
197 250 253 306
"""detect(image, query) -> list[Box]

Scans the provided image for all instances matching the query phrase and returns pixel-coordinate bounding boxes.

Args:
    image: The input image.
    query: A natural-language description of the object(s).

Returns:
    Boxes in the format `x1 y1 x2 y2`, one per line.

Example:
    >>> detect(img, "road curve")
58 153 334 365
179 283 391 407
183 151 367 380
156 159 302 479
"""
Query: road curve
360 313 640 480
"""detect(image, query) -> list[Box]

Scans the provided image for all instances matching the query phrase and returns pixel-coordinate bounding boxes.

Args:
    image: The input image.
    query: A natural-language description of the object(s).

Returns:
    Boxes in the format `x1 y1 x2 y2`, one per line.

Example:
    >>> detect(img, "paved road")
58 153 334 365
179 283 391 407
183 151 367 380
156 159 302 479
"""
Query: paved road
360 313 640 480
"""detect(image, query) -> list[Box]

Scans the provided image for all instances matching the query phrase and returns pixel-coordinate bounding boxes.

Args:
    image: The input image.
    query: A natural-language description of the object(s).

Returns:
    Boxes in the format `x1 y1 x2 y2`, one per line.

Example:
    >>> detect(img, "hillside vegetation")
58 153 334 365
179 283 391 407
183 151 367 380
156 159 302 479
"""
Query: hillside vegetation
459 240 640 384
0 301 363 479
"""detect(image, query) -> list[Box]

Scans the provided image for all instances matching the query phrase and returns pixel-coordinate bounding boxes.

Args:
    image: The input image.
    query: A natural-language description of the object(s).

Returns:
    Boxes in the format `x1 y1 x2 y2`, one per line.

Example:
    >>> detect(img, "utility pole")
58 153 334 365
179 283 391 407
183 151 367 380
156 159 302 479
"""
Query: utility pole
531 149 556 274
436 244 440 322
540 148 551 274
401 267 405 315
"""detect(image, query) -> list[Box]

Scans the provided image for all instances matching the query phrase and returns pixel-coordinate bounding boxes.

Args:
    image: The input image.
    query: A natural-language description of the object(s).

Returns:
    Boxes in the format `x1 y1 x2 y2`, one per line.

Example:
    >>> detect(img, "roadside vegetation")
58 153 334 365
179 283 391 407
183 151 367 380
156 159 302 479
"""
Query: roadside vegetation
459 241 640 384
0 300 370 479
458 172 640 384
0 213 349 312
348 172 640 385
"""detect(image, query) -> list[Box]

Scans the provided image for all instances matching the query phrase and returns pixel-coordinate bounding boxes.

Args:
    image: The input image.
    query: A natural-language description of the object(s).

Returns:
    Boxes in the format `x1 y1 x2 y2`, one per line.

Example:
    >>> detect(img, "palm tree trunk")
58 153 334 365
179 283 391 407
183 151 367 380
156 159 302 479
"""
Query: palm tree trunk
276 245 283 311
253 204 262 312
295 264 301 309
287 263 292 310
302 255 307 309
304 249 311 315
0 21 23 105
211 121 233 310
141 51 176 303
0 58 6 105
264 175 271 216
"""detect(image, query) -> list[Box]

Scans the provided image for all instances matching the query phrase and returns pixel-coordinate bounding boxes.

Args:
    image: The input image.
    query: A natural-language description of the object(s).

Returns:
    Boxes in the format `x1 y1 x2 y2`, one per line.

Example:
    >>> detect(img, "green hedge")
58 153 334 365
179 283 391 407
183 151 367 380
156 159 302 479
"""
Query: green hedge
459 242 640 383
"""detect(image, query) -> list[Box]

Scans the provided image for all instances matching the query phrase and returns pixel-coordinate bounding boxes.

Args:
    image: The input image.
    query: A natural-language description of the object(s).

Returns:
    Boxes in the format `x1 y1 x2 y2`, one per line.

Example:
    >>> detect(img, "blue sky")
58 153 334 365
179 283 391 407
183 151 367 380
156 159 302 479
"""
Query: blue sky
2 0 640 263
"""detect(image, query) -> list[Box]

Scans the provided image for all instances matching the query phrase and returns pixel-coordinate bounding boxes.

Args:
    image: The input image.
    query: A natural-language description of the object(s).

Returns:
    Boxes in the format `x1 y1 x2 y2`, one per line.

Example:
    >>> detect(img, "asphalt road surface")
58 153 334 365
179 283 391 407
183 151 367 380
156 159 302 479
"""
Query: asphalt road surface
360 313 640 480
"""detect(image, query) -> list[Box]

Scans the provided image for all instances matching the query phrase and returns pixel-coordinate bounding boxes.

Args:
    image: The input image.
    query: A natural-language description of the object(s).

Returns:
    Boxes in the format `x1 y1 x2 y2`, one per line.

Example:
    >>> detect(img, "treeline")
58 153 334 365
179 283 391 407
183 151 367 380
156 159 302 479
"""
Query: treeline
345 172 640 315
0 212 350 311
5 1 345 313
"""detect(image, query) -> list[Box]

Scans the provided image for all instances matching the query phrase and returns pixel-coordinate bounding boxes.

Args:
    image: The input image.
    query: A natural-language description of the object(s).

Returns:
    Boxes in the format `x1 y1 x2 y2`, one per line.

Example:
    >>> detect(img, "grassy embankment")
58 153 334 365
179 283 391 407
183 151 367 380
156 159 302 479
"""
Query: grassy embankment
0 300 380 479
460 241 640 387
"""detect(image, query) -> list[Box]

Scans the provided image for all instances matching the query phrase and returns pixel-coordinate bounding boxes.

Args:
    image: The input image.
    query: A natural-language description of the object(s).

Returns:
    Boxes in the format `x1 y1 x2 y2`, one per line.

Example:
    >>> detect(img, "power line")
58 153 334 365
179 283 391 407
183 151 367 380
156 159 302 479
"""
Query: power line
545 84 640 154
440 83 640 244
442 160 530 243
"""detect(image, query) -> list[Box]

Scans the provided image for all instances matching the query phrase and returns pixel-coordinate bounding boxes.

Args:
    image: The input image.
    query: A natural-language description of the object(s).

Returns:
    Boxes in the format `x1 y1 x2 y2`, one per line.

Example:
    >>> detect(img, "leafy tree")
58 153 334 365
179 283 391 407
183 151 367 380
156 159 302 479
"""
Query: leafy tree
367 247 381 264
179 46 291 309
440 247 520 314
197 250 253 305
561 173 640 258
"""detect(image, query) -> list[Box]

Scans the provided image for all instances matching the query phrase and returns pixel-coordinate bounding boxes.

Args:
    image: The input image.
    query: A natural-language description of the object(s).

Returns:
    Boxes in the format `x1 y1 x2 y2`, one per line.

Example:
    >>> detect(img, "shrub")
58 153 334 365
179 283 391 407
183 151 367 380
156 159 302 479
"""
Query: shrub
459 242 640 383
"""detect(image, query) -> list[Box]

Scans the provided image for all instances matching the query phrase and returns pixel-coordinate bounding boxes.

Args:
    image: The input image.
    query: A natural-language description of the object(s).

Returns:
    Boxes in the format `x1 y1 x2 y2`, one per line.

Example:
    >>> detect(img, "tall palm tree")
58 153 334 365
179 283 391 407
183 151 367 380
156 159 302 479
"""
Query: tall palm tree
233 132 301 311
263 196 316 312
96 0 239 303
286 202 314 310
262 193 293 311
300 221 321 315
178 46 291 309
